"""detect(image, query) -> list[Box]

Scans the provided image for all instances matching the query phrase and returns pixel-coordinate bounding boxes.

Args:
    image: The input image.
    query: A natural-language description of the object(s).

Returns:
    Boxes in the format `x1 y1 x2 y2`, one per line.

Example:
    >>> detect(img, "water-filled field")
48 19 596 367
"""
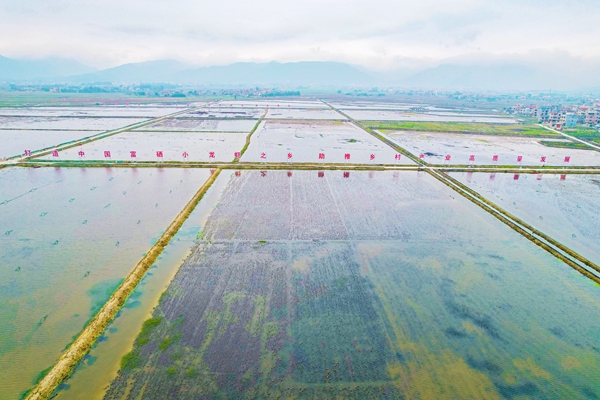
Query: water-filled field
241 121 412 164
180 108 264 119
104 171 600 399
39 131 248 162
451 172 600 266
0 107 182 118
265 108 346 120
53 173 232 400
138 118 257 132
345 110 517 123
0 130 101 159
205 101 328 109
0 117 148 131
0 167 212 399
384 131 600 166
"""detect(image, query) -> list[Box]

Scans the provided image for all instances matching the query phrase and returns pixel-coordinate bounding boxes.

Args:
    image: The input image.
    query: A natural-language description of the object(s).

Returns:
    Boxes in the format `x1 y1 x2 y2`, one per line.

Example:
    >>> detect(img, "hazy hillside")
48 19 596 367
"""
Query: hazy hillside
0 55 95 80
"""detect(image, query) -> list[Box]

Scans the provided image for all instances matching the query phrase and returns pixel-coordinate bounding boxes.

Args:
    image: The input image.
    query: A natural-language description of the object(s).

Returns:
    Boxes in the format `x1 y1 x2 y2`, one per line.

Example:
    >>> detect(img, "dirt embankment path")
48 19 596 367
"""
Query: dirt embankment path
26 169 222 400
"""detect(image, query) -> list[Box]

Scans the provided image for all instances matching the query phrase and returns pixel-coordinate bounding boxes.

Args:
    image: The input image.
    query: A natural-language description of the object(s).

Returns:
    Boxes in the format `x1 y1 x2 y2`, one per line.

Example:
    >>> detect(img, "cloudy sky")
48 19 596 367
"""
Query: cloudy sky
0 0 598 69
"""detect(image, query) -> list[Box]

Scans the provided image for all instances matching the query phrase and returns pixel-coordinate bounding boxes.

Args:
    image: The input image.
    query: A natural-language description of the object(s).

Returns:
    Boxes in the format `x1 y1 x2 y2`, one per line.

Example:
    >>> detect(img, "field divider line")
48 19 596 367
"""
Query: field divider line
10 159 600 173
15 107 195 162
25 168 223 400
541 125 600 151
427 168 600 284
233 108 268 163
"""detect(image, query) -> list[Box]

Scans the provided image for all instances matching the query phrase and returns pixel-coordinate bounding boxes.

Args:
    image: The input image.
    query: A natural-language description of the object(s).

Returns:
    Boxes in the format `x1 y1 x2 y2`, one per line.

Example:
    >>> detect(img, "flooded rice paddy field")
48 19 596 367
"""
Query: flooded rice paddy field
451 172 600 267
180 108 264 119
265 108 346 120
0 107 181 118
204 101 329 109
0 167 213 399
384 131 600 166
240 120 413 164
0 117 148 131
346 110 517 123
105 171 600 399
40 131 248 162
0 130 101 159
53 172 232 400
138 118 257 132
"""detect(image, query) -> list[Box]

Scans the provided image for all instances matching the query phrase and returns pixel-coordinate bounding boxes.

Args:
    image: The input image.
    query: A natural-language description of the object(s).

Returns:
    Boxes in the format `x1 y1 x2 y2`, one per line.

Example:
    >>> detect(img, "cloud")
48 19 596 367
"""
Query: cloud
0 0 598 70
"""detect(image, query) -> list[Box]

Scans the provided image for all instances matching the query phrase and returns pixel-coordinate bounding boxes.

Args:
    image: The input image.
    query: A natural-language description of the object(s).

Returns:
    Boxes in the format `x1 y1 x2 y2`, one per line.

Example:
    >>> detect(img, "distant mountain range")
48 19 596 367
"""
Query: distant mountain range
0 55 96 80
1 54 599 91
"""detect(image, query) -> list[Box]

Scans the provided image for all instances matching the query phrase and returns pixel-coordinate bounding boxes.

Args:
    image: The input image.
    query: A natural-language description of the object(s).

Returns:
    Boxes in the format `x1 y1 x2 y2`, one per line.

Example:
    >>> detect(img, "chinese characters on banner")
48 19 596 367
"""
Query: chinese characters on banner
78 151 85 158
52 150 59 157
344 153 351 160
343 171 350 178
260 152 266 159
24 150 32 156
492 155 499 162
564 156 571 163
318 153 325 160
287 153 293 160
182 152 189 159
517 155 523 163
395 154 402 161
318 171 324 178
540 156 546 163
130 151 137 158
234 152 241 158
156 151 163 158
209 151 215 159
445 154 451 161
370 154 375 161
104 151 111 158
469 155 475 162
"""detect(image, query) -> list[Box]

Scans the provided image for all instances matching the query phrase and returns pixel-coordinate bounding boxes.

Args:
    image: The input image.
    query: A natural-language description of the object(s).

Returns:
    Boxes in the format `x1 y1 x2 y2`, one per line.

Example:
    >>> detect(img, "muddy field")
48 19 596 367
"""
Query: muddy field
39 131 248 162
0 107 182 118
104 171 600 400
178 108 264 119
139 118 257 132
0 130 101 159
346 110 517 123
240 120 412 164
384 131 600 166
451 172 600 266
265 108 346 120
0 167 213 399
0 117 147 131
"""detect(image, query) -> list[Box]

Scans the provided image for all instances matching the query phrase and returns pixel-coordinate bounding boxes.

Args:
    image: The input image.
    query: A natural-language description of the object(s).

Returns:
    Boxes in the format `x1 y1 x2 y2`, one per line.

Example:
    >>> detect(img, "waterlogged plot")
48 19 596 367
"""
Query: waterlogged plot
205 100 328 109
179 108 264 119
0 117 147 131
40 131 248 162
139 118 257 132
0 130 101 159
265 108 346 120
106 171 600 399
384 131 600 166
451 172 600 266
0 107 182 118
0 167 212 399
241 121 412 164
345 109 517 123
52 173 232 400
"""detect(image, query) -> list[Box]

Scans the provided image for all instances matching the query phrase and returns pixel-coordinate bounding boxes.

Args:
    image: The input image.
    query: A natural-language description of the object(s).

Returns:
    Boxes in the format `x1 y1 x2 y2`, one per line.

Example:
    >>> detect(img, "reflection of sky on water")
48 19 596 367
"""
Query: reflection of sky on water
105 171 600 399
0 167 211 399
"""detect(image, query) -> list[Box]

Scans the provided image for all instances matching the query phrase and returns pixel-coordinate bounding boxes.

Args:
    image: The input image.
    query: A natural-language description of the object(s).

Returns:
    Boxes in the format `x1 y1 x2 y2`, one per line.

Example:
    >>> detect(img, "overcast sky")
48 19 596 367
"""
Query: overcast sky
0 0 598 70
